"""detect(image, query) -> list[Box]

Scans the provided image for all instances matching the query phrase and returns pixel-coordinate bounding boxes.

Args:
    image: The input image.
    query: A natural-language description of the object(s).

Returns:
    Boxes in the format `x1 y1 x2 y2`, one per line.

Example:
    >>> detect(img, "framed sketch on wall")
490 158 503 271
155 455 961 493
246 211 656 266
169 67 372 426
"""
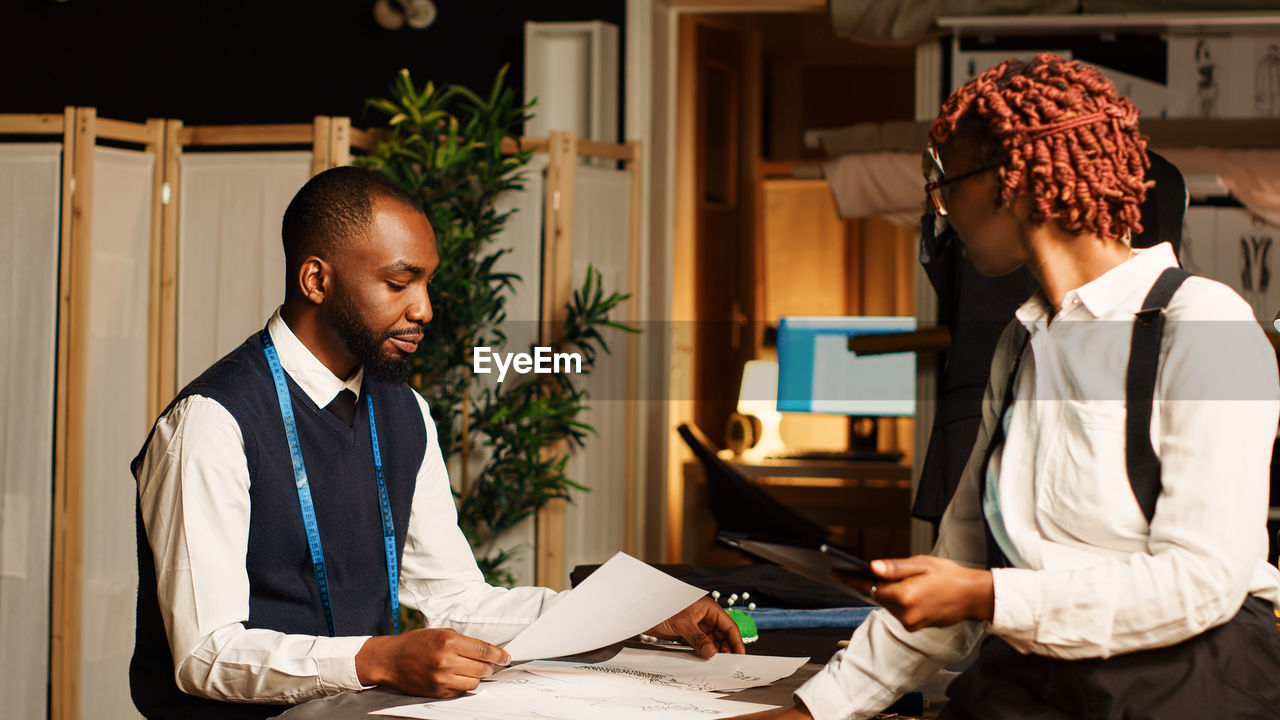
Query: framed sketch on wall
1169 33 1280 119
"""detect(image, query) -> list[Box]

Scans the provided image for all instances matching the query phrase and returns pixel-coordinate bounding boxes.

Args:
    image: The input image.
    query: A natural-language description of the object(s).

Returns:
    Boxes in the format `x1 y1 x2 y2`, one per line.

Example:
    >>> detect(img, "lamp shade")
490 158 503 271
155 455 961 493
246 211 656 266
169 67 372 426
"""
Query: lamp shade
737 360 785 460
737 360 779 416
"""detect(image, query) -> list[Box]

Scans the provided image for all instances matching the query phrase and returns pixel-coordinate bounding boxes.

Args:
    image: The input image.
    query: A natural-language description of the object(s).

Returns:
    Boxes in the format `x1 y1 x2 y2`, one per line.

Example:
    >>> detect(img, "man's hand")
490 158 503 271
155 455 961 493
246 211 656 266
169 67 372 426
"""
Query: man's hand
355 628 510 698
645 596 746 658
845 556 993 631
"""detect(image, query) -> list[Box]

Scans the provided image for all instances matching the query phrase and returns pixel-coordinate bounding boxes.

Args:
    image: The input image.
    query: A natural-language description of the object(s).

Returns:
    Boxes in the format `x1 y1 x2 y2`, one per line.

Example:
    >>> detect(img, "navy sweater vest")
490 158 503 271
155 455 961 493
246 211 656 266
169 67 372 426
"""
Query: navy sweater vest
130 330 426 720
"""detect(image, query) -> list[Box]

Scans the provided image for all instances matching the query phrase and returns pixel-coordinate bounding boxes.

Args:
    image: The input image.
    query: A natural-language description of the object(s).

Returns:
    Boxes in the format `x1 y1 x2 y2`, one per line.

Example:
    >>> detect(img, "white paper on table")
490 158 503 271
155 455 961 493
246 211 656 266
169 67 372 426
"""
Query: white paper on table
371 676 777 720
517 647 809 694
500 552 707 662
487 664 723 700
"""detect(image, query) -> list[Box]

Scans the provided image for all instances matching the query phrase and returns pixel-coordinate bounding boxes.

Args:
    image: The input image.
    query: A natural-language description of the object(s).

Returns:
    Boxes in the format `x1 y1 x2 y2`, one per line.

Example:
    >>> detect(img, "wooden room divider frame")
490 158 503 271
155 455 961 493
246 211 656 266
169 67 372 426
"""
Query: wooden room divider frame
0 108 166 720
154 115 354 417
0 110 645 719
0 110 350 720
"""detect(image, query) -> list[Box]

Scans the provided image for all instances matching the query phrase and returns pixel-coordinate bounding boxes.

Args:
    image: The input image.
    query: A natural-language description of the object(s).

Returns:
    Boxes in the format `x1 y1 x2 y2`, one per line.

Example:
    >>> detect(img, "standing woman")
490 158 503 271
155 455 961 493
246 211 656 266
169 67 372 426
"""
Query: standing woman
732 53 1280 720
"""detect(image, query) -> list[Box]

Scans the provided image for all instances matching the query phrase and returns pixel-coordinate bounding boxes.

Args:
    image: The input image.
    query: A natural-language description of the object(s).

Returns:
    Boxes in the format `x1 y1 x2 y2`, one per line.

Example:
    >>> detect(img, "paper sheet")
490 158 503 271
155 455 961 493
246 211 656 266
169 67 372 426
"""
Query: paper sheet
516 647 809 694
371 668 777 720
501 552 707 662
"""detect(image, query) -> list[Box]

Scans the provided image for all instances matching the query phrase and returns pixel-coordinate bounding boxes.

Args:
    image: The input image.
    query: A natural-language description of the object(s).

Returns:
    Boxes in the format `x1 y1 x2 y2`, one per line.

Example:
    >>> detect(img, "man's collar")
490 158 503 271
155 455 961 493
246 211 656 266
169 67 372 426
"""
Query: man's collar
267 308 363 408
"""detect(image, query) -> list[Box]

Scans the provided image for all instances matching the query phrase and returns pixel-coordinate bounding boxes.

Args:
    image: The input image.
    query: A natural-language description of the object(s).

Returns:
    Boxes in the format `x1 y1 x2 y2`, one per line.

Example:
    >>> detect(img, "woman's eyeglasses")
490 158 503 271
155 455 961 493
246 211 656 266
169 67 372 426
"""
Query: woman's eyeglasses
922 144 998 217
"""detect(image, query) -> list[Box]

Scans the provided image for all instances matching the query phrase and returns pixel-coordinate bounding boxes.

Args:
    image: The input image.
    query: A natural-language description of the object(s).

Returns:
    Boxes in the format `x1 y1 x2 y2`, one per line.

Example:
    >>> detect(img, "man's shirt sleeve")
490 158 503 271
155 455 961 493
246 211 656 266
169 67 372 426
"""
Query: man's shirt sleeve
397 391 566 645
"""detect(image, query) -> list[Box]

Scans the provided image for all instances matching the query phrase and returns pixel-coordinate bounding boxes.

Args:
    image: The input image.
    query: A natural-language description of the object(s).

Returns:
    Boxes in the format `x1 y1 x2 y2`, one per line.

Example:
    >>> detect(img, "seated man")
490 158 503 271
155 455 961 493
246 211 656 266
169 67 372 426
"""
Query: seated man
131 166 743 720
732 54 1280 720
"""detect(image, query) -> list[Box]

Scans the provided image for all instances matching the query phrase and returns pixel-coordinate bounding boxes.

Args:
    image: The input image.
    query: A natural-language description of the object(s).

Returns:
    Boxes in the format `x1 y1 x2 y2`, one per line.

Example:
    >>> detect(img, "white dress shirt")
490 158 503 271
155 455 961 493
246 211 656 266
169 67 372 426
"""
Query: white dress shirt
136 309 564 704
795 243 1280 720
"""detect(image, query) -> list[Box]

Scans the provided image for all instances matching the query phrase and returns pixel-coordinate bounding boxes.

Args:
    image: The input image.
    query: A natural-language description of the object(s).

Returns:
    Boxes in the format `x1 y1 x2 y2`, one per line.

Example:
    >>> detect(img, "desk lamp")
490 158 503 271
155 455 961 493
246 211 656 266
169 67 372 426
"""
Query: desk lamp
737 360 786 462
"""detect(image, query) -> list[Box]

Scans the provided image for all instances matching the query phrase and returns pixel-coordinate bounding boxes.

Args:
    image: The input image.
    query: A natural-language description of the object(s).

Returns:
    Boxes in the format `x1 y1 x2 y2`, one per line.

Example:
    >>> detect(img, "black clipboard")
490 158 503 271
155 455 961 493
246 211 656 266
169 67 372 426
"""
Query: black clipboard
717 532 880 606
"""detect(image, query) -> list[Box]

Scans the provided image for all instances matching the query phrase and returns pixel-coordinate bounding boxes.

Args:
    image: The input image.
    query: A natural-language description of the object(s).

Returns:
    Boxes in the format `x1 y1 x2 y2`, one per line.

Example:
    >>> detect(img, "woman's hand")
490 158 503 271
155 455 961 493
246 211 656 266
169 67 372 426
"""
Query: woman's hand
857 555 994 631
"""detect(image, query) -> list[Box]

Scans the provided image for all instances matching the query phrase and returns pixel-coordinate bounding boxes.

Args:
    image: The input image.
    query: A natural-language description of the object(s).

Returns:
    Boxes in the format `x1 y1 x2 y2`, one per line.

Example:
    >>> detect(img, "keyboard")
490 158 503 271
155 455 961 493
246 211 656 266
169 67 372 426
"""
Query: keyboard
766 449 904 463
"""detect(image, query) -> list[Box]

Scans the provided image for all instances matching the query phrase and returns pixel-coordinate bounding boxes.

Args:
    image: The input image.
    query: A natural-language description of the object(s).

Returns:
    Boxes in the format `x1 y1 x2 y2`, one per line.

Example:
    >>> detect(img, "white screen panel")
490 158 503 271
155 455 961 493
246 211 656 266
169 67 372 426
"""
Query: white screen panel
83 146 154 719
0 143 61 720
563 165 634 577
176 152 311 388
460 157 545 587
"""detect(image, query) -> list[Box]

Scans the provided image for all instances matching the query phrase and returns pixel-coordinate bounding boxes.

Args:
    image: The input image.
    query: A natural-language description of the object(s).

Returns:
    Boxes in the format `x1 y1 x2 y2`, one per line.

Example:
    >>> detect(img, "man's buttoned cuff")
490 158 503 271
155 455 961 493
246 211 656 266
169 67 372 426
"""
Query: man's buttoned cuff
991 567 1039 645
320 635 377 693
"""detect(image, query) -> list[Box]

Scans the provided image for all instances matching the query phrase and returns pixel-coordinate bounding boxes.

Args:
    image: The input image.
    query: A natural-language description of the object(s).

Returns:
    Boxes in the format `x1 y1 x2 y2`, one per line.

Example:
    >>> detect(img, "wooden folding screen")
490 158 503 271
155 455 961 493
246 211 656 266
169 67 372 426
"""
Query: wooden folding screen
532 134 646 589
161 117 351 402
0 108 167 720
0 110 354 720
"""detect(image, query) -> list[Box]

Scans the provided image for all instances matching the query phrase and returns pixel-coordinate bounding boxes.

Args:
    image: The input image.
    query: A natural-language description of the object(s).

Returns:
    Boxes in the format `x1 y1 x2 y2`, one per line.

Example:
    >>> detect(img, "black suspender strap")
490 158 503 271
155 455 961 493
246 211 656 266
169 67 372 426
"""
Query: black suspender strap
1125 266 1191 524
978 328 1029 569
978 266 1190 568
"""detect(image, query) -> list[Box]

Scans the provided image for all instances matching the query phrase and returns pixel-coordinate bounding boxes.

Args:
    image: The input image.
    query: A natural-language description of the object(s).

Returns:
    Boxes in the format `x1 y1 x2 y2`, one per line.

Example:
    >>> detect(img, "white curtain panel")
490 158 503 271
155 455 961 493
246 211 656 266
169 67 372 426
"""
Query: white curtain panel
455 156 546 587
176 152 311 388
823 151 921 220
84 147 154 719
0 143 61 720
563 165 634 577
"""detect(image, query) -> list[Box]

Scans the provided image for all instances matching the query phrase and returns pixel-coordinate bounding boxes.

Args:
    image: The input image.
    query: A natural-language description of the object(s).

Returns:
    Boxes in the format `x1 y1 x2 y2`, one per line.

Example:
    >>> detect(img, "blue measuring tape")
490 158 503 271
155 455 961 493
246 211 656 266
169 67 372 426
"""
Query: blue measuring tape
262 333 400 637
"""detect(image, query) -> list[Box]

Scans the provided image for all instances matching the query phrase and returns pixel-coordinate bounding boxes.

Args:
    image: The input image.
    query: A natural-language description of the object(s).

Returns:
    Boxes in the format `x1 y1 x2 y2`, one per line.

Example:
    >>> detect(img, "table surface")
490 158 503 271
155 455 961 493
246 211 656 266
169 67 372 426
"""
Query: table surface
272 632 945 720
722 454 912 485
273 642 826 720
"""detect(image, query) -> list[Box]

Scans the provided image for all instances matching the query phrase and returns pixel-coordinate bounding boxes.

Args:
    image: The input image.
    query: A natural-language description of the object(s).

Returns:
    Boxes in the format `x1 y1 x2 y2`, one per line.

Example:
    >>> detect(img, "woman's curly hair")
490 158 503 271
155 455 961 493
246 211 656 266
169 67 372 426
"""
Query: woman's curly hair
930 53 1151 242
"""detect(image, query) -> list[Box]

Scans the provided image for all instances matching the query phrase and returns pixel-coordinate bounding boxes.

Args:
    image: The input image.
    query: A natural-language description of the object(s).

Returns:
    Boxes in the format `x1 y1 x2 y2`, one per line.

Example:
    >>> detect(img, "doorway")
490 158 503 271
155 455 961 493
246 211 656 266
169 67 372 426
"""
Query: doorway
665 6 919 560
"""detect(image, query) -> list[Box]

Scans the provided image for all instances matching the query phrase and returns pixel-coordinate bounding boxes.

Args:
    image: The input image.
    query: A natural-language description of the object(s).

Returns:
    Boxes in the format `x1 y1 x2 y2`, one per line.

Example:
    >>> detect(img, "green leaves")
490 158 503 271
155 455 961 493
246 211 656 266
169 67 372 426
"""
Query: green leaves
563 265 640 368
361 68 637 586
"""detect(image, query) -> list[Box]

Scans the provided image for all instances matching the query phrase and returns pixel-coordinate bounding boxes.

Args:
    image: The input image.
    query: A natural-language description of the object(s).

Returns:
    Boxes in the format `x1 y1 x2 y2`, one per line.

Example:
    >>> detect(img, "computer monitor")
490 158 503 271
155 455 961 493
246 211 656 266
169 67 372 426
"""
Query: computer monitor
775 316 917 418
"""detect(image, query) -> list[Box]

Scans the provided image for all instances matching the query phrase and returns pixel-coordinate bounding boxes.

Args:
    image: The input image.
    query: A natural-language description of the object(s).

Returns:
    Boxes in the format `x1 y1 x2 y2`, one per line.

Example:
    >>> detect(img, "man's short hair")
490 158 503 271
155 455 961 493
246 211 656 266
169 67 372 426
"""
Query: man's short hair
281 166 425 280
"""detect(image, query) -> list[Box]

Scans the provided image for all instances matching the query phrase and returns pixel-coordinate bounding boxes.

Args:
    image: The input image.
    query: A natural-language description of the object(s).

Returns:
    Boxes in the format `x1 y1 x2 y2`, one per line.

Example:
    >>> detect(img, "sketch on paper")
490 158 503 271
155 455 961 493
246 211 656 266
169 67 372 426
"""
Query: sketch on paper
370 666 777 720
1239 215 1276 320
572 662 764 694
550 694 721 715
1256 43 1280 117
1194 39 1220 118
512 648 807 696
1241 226 1273 294
1179 216 1206 277
1187 207 1280 323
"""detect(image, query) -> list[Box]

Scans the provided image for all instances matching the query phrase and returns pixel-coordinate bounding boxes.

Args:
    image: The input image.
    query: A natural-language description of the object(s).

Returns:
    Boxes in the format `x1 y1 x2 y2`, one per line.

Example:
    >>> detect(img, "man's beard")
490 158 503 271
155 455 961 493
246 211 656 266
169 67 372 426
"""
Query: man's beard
329 291 419 385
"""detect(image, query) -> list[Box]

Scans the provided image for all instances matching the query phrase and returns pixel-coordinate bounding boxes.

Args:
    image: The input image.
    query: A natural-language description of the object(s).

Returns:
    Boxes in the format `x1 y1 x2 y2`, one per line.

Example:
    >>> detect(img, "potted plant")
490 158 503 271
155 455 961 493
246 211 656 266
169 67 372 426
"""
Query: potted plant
360 68 636 586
